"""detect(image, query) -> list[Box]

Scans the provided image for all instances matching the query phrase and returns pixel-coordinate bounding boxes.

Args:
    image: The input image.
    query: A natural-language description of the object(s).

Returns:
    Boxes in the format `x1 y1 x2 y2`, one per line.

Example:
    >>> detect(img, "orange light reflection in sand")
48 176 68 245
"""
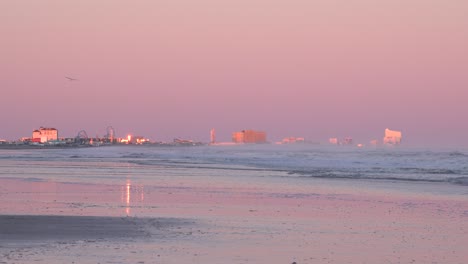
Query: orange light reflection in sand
121 179 145 216
126 180 131 216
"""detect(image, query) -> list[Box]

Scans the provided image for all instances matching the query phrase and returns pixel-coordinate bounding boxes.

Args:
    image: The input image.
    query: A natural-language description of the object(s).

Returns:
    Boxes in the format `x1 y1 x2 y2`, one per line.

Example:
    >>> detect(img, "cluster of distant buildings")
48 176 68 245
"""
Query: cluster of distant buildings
0 126 129 147
0 126 403 148
16 127 116 146
328 128 402 147
208 129 267 145
0 126 201 147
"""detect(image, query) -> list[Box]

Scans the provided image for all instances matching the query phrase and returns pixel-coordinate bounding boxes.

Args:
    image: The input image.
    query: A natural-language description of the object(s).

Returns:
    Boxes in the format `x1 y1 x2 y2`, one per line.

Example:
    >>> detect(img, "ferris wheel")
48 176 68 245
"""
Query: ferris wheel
75 130 88 144
76 130 88 139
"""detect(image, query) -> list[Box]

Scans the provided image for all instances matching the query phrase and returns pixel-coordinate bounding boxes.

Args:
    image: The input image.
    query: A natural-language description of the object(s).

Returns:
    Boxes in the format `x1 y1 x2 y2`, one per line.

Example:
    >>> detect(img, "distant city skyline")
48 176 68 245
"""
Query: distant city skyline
1 1 467 147
0 124 416 147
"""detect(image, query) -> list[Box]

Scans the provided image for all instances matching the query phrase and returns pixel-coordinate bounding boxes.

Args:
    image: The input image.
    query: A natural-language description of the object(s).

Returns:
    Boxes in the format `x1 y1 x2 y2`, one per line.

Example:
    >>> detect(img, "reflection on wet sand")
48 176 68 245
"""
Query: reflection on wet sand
121 179 145 216
1 177 468 263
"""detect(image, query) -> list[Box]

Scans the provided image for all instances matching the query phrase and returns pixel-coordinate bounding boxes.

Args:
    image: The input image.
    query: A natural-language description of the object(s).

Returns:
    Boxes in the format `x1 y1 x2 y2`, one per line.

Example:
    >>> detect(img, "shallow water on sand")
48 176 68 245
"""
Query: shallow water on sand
1 145 467 263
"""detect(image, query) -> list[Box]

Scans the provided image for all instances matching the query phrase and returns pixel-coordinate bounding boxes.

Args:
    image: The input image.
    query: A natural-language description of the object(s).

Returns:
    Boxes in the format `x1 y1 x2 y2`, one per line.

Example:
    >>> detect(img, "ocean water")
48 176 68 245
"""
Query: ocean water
1 144 467 195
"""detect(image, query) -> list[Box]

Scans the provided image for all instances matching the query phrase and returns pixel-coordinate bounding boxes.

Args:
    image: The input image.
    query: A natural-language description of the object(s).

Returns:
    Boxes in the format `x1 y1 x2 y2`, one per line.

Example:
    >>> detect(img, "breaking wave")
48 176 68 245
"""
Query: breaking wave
448 177 468 186
285 167 467 186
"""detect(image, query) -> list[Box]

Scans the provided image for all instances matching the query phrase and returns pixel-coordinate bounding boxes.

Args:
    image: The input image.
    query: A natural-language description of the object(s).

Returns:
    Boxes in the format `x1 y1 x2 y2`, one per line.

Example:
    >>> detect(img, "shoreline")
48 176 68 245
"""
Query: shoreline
0 143 206 150
0 144 94 149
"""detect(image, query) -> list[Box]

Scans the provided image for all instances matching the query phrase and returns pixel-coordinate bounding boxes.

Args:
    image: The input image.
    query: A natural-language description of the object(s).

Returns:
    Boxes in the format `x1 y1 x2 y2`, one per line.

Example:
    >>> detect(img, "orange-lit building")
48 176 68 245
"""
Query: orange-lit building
282 137 305 144
232 130 267 144
32 127 58 143
120 134 149 144
232 131 244 143
210 128 216 144
383 128 402 145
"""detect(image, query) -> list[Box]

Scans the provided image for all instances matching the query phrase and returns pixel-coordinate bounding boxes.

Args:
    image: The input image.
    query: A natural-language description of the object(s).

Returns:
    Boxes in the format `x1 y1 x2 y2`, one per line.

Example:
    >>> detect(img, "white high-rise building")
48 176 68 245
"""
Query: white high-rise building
383 128 402 145
32 127 58 143
210 129 216 144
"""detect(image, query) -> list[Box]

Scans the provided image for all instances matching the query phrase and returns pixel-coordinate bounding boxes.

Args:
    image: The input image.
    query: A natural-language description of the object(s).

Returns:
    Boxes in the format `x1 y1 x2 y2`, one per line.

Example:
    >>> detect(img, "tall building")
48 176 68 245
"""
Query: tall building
210 129 216 144
232 130 267 144
383 128 402 145
32 127 58 143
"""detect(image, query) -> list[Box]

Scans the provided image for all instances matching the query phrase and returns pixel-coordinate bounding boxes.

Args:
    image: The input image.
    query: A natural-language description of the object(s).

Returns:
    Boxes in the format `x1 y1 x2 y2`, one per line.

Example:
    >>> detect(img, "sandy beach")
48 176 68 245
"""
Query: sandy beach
0 213 196 264
1 176 467 264
0 215 190 242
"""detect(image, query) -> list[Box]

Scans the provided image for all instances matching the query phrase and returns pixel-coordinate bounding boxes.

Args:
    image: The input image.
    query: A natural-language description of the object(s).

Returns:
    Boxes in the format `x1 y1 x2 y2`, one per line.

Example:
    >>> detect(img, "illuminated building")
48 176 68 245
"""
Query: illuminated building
329 137 353 145
119 134 149 144
210 129 216 144
383 128 402 145
282 137 305 144
232 131 244 143
232 130 267 143
341 137 353 145
32 127 58 143
135 136 150 144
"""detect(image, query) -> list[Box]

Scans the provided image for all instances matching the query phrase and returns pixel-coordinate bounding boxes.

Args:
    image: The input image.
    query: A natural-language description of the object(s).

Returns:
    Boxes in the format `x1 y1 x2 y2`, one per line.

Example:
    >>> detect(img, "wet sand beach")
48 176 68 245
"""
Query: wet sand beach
0 215 189 242
0 213 196 264
1 176 467 264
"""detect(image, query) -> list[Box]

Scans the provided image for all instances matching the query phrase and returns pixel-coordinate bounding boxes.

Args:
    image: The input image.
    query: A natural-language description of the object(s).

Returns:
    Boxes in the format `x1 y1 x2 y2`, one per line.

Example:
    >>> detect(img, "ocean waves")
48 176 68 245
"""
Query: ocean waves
2 145 468 187
109 145 468 187
286 168 467 186
448 177 468 186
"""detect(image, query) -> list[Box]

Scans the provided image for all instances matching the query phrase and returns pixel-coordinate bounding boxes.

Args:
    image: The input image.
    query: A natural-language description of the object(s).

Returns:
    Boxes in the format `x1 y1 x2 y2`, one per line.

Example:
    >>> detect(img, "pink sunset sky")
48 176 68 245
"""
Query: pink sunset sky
1 0 467 146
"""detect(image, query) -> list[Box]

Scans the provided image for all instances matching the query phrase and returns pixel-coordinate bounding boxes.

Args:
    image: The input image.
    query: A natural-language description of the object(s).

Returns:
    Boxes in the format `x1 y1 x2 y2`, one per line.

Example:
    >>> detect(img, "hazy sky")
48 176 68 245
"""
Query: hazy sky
1 0 467 146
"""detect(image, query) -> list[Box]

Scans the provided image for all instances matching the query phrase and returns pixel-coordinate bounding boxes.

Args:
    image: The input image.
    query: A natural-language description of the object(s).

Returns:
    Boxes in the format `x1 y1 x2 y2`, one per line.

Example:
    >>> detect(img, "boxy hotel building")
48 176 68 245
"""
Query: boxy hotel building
232 130 267 144
32 127 58 143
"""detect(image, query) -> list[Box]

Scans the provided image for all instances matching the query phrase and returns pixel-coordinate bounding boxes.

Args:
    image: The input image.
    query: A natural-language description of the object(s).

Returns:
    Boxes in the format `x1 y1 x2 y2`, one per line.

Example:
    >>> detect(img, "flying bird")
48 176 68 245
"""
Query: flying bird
65 76 78 81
